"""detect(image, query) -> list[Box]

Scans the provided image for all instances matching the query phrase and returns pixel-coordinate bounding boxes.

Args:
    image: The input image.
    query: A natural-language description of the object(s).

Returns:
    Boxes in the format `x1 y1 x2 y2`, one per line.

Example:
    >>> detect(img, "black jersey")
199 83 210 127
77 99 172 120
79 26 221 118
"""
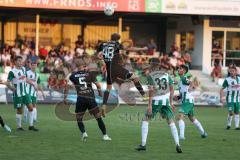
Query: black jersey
98 41 123 64
69 70 97 98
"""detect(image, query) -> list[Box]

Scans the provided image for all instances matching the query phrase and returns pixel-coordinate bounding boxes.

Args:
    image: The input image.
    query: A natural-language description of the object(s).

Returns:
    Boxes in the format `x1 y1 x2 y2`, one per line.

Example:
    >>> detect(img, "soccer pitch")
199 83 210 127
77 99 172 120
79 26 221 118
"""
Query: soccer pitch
0 104 240 160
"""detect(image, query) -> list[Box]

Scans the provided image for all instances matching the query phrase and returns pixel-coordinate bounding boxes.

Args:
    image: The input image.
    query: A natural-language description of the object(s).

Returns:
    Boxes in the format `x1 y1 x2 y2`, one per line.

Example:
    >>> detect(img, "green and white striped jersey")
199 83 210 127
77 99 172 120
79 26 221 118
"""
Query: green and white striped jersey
26 70 40 97
7 67 27 97
147 70 173 105
222 76 240 103
179 73 194 103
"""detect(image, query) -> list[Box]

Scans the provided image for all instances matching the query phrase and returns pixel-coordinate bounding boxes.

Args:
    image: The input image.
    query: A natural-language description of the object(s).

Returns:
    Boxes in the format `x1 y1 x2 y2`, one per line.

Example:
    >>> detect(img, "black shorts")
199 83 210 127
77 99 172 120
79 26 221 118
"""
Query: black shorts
105 61 132 85
75 97 99 115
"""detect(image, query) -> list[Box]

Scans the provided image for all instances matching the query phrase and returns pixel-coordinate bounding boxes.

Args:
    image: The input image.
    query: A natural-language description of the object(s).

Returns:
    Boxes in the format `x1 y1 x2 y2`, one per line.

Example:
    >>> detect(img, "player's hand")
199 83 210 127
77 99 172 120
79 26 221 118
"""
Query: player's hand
220 97 225 108
147 106 152 116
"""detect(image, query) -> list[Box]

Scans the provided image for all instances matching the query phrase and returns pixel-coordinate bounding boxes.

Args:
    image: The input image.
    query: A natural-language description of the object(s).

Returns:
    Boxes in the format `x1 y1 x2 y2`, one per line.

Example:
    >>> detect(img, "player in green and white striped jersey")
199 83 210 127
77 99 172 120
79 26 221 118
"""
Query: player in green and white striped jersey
25 61 44 123
136 58 182 153
5 56 38 131
220 66 240 130
176 65 207 140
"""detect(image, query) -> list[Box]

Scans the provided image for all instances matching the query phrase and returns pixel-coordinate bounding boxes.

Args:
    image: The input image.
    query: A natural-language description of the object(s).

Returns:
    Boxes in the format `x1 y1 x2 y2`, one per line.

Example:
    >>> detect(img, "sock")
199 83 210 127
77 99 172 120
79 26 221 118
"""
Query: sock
0 116 5 128
16 114 22 128
24 105 28 120
96 118 106 135
141 121 149 146
193 119 205 135
103 90 110 105
29 111 34 127
33 108 37 121
134 81 145 96
77 120 85 133
227 114 233 127
178 119 185 138
234 115 239 128
169 122 180 146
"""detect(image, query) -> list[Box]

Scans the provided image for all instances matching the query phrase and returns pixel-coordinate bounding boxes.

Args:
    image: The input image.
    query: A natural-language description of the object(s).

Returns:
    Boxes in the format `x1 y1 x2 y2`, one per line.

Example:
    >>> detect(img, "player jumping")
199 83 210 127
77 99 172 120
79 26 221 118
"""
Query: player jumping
220 65 240 130
64 59 111 141
176 65 207 140
97 33 147 116
136 58 182 153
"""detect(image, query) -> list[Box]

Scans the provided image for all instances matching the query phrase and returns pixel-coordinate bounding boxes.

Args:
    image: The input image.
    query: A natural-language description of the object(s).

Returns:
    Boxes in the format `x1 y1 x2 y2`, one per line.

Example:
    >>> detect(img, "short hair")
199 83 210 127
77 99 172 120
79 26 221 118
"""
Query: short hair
111 33 121 41
14 56 22 62
180 65 189 73
229 65 237 70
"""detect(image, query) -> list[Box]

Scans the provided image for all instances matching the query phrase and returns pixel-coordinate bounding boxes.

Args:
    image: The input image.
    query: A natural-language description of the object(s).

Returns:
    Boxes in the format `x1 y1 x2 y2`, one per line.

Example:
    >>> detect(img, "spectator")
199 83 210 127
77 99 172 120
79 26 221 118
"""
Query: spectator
147 38 157 55
183 50 192 68
75 44 84 57
15 34 24 48
27 50 39 63
12 44 21 56
169 55 178 70
75 35 84 46
64 51 73 64
160 53 171 70
173 46 181 58
0 50 11 68
211 61 222 82
39 46 48 60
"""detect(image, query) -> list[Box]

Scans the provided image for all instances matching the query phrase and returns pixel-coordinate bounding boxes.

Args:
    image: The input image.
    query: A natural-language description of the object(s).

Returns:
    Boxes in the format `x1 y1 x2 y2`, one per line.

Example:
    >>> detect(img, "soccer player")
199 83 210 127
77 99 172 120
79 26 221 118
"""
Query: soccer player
177 65 207 140
25 61 44 123
64 58 111 141
97 33 147 116
5 56 38 131
220 65 240 130
136 58 182 153
0 115 11 132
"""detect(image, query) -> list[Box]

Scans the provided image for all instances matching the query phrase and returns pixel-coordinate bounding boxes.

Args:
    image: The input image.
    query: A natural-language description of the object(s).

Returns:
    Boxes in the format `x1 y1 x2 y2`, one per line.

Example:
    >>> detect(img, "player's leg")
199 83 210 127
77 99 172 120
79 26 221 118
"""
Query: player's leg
162 104 182 153
188 115 207 138
14 97 24 131
177 113 185 140
234 103 239 130
127 72 145 97
24 95 38 131
226 103 234 130
0 115 11 132
23 105 28 122
32 97 38 122
75 98 88 141
102 62 113 107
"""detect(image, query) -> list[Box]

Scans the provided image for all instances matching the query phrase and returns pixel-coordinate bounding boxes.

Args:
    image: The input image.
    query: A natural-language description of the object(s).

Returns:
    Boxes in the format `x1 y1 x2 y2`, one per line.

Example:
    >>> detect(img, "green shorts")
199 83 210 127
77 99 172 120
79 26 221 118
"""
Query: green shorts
145 100 174 119
179 102 195 116
30 96 37 104
13 95 32 109
227 103 240 113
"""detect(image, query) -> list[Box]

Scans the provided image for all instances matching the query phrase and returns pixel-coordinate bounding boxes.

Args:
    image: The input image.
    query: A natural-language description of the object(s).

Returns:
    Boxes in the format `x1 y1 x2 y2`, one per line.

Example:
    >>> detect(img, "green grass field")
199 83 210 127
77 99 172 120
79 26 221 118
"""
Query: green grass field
0 104 240 160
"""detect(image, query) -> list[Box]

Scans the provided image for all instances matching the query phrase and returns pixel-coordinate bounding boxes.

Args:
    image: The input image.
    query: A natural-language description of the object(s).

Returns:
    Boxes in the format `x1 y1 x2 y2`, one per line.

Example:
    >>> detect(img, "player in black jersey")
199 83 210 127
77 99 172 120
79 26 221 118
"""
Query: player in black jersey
64 59 111 141
98 33 147 116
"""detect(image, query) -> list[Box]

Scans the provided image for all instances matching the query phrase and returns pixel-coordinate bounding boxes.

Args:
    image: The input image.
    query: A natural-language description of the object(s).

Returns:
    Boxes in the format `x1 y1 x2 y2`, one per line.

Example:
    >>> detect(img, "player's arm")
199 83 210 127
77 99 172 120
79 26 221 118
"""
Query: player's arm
5 71 16 91
169 76 175 112
93 82 102 97
220 79 228 104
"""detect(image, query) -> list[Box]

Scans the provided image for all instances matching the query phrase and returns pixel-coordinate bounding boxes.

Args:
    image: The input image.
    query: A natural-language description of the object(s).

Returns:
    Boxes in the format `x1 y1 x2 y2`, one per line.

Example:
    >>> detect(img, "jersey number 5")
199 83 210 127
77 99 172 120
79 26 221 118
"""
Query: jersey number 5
78 77 87 89
103 46 114 59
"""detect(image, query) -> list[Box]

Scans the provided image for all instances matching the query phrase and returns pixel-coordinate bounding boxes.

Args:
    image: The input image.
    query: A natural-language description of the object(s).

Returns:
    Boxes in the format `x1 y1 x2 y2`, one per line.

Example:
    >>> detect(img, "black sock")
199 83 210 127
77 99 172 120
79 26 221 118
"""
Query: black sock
103 90 110 105
134 81 145 96
0 116 5 128
77 120 85 133
96 118 106 135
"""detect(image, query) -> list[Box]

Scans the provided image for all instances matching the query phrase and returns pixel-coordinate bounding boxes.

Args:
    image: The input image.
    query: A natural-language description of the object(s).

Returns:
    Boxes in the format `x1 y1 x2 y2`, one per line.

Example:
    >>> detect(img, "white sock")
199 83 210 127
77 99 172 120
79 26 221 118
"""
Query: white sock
24 105 28 119
178 119 185 138
169 122 180 146
141 121 149 146
33 108 37 121
234 115 239 128
16 114 22 128
193 119 205 135
29 111 34 127
227 114 233 127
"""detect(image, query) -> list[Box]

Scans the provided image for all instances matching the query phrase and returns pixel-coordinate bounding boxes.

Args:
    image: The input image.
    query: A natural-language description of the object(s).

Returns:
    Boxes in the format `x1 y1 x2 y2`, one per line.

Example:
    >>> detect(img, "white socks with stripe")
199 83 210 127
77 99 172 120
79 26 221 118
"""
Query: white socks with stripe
227 114 233 127
178 119 185 138
29 111 34 127
169 123 180 146
33 108 37 121
16 114 22 128
193 119 205 135
141 121 149 146
234 115 239 128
